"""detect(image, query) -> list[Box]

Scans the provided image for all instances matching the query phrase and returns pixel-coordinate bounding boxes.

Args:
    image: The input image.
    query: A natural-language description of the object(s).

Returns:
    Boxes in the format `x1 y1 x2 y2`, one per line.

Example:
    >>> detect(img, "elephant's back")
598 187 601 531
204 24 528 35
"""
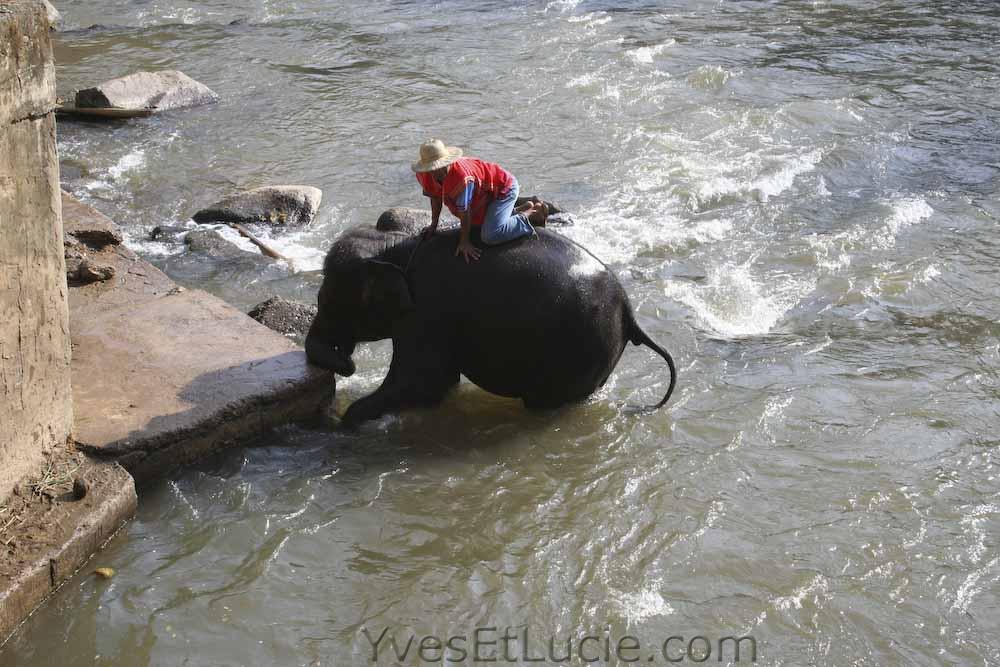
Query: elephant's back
415 229 618 293
414 230 631 401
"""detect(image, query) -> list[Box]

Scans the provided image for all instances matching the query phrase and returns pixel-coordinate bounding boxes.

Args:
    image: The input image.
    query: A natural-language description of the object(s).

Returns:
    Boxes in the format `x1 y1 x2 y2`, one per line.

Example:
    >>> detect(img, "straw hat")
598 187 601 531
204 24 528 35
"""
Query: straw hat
411 139 463 173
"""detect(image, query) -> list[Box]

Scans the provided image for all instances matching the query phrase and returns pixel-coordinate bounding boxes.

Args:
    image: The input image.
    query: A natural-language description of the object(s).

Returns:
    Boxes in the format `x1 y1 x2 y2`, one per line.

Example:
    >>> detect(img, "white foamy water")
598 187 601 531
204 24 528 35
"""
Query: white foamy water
806 196 934 279
664 263 814 337
107 148 146 180
686 64 733 90
626 40 675 65
773 575 829 612
749 149 823 202
566 12 612 27
614 586 675 624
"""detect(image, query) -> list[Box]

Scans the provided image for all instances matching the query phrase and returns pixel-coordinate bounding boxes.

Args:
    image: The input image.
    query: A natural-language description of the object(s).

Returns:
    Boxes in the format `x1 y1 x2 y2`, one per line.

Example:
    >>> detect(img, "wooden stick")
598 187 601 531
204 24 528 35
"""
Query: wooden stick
56 104 155 119
226 222 293 266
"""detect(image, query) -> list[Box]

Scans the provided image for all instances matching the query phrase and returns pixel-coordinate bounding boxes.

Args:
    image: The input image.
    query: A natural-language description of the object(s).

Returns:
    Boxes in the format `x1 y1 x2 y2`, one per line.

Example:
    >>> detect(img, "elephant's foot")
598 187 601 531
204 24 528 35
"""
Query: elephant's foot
340 396 383 429
340 375 459 428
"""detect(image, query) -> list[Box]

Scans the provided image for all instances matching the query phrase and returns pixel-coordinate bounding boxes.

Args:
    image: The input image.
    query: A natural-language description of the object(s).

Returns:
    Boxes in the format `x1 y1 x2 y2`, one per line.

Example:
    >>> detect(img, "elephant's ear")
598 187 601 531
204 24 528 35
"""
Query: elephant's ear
364 260 414 315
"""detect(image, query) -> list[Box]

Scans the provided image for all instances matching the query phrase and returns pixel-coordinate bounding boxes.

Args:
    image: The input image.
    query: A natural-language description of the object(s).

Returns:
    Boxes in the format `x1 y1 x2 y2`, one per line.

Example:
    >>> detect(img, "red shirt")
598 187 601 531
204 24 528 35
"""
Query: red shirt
416 157 515 226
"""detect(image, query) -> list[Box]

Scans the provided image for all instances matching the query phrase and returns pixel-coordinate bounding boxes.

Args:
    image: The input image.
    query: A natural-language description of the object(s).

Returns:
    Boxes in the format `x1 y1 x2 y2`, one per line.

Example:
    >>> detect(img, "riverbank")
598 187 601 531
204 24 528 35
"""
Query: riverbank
0 188 334 644
0 1 333 641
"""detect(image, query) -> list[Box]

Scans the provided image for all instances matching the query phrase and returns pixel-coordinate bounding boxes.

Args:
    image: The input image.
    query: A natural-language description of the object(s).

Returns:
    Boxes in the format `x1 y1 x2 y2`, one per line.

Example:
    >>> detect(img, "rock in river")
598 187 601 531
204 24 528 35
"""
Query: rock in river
150 225 192 243
376 207 432 234
192 186 322 227
248 297 317 337
184 228 262 261
75 70 219 111
42 0 62 30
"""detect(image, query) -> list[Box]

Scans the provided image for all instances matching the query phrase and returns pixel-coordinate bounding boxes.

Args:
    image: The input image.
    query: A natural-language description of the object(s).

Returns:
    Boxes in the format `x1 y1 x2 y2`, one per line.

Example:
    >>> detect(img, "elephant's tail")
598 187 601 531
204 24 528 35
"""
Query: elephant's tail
628 318 677 409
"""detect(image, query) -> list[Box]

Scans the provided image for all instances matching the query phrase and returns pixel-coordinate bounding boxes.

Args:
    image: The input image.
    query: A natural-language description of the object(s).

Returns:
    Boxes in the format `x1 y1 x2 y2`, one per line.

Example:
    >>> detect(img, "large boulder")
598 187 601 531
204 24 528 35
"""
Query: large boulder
42 0 62 31
75 70 219 111
248 297 317 337
192 186 322 227
376 207 432 233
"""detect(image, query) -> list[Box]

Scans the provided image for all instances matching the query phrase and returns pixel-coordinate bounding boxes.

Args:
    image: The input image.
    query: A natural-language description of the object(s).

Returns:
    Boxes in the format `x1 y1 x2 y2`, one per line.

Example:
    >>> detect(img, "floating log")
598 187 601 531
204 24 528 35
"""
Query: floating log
226 223 292 265
55 104 155 119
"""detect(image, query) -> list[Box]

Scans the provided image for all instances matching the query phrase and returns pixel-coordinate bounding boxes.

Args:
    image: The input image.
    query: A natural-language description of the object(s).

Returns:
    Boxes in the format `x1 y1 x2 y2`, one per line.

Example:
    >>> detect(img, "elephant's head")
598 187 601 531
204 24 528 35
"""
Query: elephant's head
305 258 413 376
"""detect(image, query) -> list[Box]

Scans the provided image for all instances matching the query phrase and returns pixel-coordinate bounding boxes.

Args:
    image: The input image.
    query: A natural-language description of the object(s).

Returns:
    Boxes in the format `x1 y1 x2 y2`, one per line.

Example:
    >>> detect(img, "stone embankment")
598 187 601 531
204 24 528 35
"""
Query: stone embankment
63 192 334 481
0 1 333 645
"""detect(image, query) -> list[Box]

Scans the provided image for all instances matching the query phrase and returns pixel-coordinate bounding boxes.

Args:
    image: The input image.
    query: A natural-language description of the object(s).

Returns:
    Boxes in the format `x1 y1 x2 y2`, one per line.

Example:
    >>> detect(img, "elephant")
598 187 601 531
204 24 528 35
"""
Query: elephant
305 220 677 427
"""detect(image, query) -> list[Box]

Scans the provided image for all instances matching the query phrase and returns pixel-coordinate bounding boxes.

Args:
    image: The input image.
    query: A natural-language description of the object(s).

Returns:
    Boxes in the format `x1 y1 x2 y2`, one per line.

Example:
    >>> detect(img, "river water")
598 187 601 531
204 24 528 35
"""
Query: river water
5 1 1000 664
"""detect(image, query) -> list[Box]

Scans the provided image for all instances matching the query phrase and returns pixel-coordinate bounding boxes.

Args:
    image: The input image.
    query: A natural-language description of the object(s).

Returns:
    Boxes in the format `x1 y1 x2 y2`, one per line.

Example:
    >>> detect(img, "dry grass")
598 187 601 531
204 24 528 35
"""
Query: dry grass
29 459 81 496
0 506 22 545
0 454 81 547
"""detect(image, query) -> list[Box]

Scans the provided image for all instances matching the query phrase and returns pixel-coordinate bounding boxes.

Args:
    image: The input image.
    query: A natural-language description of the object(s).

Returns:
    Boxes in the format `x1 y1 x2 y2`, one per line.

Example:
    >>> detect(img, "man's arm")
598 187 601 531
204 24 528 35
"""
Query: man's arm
428 196 442 235
452 181 480 262
455 209 480 262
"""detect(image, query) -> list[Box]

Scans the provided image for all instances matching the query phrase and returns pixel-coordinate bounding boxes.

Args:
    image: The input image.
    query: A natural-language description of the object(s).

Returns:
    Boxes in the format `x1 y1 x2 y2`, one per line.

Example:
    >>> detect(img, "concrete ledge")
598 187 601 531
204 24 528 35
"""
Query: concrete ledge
0 455 136 645
71 289 335 481
63 193 335 481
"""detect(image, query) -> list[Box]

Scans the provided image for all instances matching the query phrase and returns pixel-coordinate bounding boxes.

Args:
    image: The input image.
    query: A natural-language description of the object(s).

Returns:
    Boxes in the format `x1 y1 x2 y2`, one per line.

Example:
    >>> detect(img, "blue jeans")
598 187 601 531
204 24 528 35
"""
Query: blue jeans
480 179 534 246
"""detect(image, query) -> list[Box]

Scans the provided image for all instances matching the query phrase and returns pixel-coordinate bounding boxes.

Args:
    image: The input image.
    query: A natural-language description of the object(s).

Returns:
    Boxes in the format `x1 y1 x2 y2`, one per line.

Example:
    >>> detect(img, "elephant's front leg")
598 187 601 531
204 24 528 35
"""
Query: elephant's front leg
340 381 407 427
340 336 457 428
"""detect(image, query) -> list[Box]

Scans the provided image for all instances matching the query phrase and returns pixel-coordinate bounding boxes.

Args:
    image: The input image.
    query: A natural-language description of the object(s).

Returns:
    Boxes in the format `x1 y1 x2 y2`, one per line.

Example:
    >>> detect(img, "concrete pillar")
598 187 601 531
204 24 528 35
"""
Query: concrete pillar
0 0 73 504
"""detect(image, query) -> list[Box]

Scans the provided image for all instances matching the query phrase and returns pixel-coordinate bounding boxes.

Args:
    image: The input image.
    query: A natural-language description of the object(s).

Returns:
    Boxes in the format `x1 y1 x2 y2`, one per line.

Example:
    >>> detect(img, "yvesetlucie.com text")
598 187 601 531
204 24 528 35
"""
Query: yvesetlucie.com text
360 626 758 664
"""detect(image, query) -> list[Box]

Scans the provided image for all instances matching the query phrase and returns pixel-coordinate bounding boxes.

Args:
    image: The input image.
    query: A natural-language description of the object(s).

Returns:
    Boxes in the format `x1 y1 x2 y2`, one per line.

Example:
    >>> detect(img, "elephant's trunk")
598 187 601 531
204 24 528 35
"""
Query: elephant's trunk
305 318 356 376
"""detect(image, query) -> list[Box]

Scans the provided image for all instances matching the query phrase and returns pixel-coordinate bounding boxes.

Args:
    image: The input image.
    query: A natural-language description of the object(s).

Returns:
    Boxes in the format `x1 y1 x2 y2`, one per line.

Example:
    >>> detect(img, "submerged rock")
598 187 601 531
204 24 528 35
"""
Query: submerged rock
248 297 317 336
192 186 322 227
184 228 257 260
182 229 280 278
75 70 219 111
150 225 192 243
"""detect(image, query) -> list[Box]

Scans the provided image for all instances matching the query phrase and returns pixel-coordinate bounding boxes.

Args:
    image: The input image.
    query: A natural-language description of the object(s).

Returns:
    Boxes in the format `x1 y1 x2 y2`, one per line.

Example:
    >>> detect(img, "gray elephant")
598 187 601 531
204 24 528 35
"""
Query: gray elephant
306 218 676 426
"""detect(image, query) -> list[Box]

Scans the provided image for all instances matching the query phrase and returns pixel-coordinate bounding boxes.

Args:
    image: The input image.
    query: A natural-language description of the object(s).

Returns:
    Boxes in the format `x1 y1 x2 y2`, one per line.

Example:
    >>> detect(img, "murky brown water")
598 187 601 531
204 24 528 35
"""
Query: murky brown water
4 1 1000 664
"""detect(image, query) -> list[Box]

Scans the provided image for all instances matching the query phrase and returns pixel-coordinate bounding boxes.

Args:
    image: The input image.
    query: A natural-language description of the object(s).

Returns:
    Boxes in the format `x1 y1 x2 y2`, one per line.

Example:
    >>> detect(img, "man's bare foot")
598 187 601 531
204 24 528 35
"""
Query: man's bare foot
527 202 548 227
515 202 534 214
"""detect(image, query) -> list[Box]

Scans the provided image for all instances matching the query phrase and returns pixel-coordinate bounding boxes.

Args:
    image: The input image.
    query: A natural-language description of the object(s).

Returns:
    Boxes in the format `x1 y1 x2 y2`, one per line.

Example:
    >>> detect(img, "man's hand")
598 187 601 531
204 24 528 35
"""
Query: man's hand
455 239 481 263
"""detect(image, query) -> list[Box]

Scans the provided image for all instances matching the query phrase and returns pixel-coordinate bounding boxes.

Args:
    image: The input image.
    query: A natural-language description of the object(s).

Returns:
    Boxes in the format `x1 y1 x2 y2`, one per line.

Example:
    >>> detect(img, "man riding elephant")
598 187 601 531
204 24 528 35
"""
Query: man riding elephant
412 139 548 262
305 221 677 427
